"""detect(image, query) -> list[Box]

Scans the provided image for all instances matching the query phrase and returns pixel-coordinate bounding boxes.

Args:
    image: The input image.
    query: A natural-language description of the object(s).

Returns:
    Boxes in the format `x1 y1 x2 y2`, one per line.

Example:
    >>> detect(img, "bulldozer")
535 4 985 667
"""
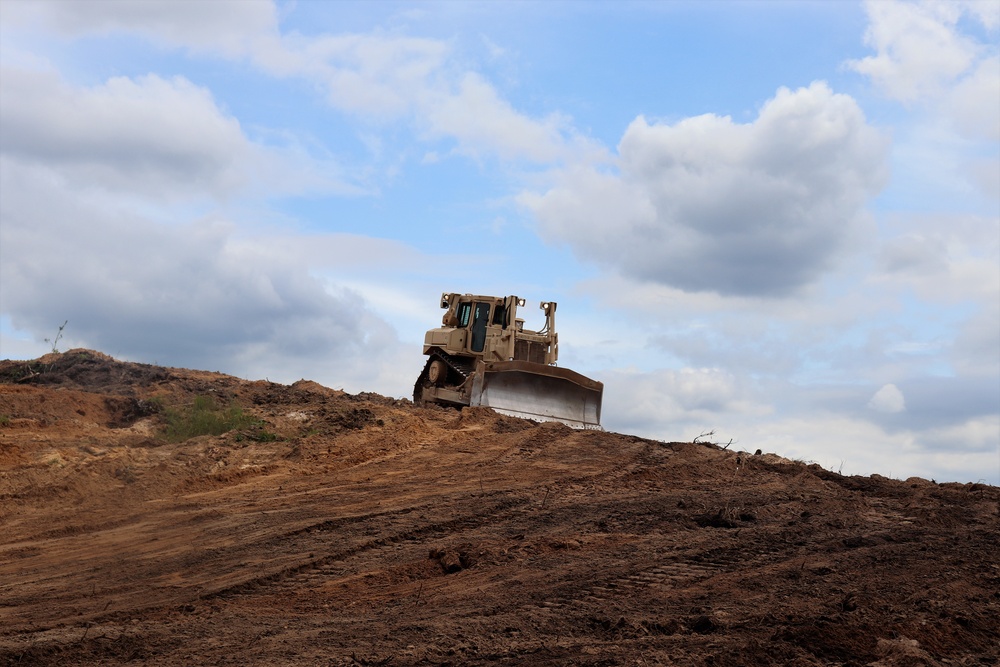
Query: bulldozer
413 292 603 429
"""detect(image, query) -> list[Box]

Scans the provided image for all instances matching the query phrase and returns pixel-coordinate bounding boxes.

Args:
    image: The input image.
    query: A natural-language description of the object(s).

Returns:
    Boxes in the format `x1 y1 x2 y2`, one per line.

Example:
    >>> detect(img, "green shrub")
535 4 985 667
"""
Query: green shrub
162 395 265 443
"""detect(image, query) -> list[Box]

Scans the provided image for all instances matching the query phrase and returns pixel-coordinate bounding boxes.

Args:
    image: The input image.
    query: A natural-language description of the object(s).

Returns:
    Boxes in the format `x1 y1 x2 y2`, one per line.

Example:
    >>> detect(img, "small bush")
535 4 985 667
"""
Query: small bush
162 395 264 443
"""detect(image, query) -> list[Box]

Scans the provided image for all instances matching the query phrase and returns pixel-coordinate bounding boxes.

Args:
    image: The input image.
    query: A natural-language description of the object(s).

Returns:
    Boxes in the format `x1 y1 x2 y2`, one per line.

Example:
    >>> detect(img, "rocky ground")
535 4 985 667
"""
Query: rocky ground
0 349 997 666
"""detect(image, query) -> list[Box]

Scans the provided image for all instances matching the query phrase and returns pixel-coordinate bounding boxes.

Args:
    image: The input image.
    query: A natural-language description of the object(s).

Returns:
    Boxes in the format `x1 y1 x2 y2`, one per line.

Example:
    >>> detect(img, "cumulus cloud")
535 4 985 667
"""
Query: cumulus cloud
871 213 1000 377
875 214 999 301
600 367 771 437
952 300 1000 376
1 68 248 199
846 0 981 103
920 416 1000 456
868 384 906 413
523 82 888 296
0 159 410 393
0 49 402 394
420 72 578 163
737 415 997 484
5 0 587 166
0 3 557 395
283 33 449 119
595 365 997 484
269 37 596 164
878 233 949 275
4 0 279 58
847 1 1000 152
948 55 1000 142
0 66 359 201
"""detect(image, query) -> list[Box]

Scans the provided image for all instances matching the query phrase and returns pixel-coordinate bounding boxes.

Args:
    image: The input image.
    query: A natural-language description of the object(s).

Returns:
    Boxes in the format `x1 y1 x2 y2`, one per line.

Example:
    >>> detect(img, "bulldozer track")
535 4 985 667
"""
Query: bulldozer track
432 350 477 380
413 349 477 402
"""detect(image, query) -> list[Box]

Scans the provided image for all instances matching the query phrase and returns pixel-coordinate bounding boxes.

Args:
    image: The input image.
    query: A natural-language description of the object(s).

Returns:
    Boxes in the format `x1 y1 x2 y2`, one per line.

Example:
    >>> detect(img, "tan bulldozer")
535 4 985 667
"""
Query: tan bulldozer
413 293 603 429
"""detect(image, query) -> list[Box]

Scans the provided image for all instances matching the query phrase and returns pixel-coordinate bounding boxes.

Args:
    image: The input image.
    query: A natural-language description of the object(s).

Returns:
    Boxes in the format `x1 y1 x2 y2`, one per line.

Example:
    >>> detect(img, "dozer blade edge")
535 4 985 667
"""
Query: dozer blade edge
469 360 603 430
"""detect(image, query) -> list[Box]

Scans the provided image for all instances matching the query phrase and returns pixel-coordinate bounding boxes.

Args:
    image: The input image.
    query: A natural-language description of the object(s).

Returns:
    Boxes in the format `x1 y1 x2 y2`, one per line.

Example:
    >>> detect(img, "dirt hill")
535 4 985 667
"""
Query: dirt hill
0 349 997 666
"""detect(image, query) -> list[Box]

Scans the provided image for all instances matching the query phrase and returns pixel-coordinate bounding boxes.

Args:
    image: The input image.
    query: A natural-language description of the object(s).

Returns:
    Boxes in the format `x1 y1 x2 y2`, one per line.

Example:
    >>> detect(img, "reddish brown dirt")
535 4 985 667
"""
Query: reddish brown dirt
1 350 997 666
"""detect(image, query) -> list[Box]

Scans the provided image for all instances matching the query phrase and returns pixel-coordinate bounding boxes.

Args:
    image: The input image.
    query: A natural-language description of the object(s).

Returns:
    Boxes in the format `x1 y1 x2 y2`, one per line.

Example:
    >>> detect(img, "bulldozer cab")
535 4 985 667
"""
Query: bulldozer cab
435 294 535 363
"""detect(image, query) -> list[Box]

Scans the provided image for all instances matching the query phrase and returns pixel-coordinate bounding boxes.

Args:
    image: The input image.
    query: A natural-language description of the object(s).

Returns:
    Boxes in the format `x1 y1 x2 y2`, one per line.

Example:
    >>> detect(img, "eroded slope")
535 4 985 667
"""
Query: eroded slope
1 350 997 666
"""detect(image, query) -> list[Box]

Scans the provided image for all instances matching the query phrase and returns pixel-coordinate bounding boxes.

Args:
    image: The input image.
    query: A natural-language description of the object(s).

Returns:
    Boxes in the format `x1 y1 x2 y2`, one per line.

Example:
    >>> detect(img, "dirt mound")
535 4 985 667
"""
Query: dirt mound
0 348 172 394
0 350 997 666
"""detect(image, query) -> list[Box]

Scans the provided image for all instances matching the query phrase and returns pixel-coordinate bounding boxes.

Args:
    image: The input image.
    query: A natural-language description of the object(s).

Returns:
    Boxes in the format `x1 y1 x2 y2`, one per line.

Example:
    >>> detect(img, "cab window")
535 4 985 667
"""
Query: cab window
471 302 491 352
492 304 506 328
457 302 472 327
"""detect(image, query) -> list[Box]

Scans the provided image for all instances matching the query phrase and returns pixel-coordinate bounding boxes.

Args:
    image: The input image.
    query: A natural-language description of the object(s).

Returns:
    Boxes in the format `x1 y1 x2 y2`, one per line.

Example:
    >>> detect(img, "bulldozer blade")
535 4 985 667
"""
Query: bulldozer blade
470 360 603 430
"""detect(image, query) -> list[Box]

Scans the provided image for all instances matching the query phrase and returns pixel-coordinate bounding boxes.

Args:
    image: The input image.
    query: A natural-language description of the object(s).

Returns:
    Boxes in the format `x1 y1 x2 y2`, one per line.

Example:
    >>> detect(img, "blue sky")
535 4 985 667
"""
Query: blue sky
1 1 998 484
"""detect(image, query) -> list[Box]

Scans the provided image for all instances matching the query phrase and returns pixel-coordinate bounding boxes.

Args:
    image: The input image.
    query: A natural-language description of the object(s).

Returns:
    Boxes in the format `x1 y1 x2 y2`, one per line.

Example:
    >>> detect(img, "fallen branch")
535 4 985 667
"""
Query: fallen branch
692 430 716 444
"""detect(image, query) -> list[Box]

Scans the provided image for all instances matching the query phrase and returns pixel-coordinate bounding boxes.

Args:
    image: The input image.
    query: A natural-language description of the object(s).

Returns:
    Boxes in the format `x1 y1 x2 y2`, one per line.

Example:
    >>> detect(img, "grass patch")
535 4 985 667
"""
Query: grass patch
162 395 274 443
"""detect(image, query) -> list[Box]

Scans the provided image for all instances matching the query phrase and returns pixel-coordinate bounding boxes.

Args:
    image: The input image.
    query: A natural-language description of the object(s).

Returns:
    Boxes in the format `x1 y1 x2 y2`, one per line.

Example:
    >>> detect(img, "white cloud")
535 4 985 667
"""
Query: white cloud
4 0 280 58
0 66 359 201
847 0 981 103
292 33 450 119
274 36 599 164
523 82 888 297
878 233 949 275
871 212 1000 377
868 383 907 413
0 158 412 394
920 415 1000 455
0 56 407 394
598 369 996 484
420 72 577 163
875 214 1000 299
601 367 772 437
947 55 1000 142
737 415 996 484
0 13 557 391
4 0 586 167
847 1 1000 200
952 299 1000 376
1 68 248 198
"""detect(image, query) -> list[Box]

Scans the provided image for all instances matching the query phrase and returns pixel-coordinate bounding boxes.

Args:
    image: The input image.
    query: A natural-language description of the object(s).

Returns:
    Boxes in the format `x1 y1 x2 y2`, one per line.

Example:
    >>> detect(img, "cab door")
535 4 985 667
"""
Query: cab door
470 301 491 353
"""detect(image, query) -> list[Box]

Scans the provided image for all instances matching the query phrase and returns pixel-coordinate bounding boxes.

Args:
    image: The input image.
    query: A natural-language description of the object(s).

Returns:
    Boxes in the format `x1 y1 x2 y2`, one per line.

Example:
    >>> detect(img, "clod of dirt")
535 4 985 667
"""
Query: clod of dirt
429 548 474 573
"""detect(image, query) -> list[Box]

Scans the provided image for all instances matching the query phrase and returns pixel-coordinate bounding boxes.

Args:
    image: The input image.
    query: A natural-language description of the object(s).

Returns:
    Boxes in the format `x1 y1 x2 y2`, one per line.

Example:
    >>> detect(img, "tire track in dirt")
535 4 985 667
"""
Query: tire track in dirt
522 538 776 621
198 492 538 602
5 434 664 635
531 561 723 612
188 439 680 614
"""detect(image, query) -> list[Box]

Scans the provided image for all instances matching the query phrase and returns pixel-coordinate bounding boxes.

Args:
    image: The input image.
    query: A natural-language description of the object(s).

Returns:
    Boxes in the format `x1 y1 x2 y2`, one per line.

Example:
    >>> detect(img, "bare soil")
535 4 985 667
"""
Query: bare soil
1 349 997 666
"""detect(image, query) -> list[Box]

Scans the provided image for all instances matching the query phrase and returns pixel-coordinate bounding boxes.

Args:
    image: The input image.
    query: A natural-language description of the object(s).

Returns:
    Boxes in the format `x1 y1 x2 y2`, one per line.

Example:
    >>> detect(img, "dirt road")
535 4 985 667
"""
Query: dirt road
1 350 997 665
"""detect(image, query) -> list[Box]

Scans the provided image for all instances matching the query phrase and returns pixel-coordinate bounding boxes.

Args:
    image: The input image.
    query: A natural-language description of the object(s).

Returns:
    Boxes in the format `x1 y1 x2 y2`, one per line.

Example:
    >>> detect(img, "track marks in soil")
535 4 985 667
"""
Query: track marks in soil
532 560 724 613
200 493 538 602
